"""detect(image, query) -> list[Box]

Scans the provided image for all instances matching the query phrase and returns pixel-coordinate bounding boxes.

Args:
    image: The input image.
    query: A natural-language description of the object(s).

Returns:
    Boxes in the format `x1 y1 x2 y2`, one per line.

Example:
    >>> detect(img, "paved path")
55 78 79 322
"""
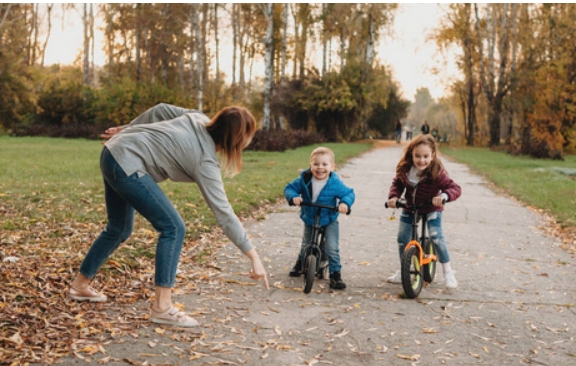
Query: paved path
63 145 575 365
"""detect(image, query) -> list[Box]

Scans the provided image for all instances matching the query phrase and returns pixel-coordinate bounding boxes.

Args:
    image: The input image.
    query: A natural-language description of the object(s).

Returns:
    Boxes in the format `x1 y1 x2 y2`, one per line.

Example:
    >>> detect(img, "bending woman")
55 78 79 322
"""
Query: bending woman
68 103 269 327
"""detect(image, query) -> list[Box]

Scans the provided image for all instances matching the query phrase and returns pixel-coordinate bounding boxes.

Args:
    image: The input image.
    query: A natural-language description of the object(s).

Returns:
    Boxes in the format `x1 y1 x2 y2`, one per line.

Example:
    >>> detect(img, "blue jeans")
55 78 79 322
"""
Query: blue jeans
299 221 341 274
79 147 185 288
396 211 451 264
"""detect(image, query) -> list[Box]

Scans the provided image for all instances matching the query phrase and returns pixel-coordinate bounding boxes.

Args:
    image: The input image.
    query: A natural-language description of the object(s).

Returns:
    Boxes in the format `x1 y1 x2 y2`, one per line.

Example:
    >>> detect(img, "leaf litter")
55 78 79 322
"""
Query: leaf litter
0 198 280 364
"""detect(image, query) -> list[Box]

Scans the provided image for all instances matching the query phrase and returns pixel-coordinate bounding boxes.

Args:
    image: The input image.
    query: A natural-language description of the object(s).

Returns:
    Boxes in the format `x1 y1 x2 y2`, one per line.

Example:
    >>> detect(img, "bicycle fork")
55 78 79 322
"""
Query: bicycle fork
403 216 437 266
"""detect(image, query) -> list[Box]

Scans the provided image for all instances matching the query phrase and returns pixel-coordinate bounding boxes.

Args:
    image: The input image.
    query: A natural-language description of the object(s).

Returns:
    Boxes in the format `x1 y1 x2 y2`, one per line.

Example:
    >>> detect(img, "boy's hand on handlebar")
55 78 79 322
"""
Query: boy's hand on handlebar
432 195 445 207
292 197 303 206
338 203 349 214
387 197 398 209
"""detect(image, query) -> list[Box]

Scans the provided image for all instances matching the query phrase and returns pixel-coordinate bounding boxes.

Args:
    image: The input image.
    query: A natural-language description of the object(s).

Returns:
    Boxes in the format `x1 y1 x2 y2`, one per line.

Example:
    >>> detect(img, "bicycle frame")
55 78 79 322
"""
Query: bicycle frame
295 201 350 293
404 209 436 266
299 202 336 268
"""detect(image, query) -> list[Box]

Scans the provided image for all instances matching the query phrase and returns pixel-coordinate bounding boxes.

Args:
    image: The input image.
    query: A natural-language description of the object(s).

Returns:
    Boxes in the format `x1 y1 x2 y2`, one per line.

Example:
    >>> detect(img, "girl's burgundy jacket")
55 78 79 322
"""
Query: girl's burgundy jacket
388 169 462 214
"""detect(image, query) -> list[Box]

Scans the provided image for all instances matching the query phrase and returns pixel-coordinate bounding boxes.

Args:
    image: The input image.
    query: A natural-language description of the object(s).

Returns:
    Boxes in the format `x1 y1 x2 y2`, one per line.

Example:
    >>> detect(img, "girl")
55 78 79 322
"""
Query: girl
68 103 269 327
386 134 461 288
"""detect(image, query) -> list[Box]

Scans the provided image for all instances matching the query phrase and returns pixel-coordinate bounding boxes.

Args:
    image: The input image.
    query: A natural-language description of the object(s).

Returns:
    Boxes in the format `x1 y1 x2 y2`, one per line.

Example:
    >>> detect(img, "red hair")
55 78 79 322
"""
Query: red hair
206 106 256 175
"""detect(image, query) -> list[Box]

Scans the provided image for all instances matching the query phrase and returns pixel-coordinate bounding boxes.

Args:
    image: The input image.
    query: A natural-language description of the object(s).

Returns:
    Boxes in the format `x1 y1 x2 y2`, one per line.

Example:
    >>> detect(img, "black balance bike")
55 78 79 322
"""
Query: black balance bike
385 198 445 298
293 201 350 294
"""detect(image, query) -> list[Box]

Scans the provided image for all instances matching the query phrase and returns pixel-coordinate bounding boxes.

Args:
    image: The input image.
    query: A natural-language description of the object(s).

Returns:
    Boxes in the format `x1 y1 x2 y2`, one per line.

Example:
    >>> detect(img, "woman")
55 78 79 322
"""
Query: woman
68 103 269 327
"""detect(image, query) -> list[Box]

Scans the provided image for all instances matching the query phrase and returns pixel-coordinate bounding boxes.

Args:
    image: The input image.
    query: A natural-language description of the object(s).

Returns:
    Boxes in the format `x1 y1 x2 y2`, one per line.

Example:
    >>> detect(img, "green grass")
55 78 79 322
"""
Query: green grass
0 136 372 240
440 146 576 228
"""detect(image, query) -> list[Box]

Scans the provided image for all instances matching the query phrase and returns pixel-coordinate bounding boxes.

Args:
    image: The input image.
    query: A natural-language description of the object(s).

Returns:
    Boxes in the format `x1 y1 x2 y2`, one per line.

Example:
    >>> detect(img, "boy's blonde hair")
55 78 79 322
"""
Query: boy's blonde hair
310 147 335 164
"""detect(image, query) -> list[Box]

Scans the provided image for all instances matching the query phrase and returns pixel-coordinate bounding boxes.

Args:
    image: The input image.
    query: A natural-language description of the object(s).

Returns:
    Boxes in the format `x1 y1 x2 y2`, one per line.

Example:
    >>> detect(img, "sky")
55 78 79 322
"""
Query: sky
43 3 460 103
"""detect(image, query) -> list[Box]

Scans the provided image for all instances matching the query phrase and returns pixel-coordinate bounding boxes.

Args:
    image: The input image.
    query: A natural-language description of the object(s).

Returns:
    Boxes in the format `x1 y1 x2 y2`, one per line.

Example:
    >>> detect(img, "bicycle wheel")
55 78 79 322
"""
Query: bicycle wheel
303 254 317 294
422 237 436 283
401 246 423 299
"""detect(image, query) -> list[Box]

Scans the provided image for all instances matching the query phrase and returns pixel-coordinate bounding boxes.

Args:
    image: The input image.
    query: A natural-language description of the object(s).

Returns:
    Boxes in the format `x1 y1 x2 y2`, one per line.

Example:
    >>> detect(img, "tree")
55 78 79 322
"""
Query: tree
474 3 519 147
259 4 274 130
434 3 480 146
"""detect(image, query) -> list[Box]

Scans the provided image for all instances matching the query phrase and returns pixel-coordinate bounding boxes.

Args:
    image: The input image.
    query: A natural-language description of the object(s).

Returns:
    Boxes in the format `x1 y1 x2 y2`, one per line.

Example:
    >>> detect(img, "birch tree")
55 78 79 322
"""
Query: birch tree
259 3 274 130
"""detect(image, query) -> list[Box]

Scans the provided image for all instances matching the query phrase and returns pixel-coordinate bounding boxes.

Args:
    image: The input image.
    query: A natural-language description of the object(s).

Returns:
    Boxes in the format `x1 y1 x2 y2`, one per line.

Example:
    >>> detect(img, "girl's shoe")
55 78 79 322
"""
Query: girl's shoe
386 270 402 284
444 270 458 288
150 306 199 327
69 285 108 302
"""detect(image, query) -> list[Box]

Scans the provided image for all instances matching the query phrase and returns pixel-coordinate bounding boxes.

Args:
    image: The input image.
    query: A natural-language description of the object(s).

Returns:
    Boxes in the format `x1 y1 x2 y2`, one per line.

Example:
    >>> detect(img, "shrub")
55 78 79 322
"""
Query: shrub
246 129 325 152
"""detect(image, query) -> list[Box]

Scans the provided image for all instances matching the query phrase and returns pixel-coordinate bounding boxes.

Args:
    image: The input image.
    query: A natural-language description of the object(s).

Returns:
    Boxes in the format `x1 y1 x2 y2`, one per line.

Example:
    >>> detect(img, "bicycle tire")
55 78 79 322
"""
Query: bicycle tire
401 246 423 299
422 237 436 283
303 254 317 294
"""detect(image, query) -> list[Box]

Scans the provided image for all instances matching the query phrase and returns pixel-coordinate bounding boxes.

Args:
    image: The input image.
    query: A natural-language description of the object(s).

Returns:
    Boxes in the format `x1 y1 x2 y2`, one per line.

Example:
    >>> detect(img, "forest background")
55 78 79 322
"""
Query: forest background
1 3 576 158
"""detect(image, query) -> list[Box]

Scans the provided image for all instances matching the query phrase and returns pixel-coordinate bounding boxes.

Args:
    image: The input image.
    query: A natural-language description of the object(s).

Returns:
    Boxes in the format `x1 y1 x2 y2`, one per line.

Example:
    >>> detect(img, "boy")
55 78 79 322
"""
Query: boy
284 147 355 290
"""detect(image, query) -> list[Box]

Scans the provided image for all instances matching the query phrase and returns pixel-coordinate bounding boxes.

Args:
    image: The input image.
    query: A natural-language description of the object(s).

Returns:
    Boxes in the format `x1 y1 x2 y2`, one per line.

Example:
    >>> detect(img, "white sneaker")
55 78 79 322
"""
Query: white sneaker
387 270 402 284
444 270 458 289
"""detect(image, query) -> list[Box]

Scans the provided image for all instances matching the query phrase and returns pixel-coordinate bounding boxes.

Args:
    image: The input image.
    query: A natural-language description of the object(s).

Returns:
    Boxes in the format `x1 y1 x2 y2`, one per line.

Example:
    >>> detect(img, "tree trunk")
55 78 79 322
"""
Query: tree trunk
281 3 288 85
260 3 274 130
83 4 90 85
189 5 198 91
365 10 376 65
197 4 205 111
321 3 327 77
40 4 53 67
135 4 141 82
214 4 220 83
105 6 114 80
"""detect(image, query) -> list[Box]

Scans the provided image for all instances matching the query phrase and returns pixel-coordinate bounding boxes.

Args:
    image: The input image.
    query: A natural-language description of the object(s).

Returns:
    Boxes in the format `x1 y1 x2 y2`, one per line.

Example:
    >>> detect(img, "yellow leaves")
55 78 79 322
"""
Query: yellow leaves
225 279 256 286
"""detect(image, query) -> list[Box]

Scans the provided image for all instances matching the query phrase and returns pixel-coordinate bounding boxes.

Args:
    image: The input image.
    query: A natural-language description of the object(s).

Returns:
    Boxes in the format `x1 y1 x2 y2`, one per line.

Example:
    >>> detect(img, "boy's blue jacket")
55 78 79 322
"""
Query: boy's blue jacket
284 169 355 227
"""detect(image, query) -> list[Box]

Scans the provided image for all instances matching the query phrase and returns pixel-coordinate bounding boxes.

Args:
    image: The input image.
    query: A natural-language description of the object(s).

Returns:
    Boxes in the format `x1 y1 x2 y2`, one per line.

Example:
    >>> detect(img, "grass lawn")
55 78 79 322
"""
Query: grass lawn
440 146 576 229
0 135 372 241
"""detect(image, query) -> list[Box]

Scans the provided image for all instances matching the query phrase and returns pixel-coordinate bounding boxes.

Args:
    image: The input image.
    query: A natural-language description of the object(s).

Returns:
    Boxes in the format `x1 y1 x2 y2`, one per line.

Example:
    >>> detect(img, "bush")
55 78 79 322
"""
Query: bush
12 122 103 139
246 129 325 152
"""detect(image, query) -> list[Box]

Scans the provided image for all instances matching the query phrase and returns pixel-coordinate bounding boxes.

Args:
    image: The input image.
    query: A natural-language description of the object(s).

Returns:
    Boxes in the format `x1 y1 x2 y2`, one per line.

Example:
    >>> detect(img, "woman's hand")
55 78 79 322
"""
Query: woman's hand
245 249 269 290
387 197 399 209
100 126 126 143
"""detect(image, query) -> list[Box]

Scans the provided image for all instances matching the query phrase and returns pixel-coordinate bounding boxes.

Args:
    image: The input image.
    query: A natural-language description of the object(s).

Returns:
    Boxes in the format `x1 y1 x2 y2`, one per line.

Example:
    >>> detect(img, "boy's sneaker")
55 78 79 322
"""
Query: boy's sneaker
329 272 346 290
289 258 302 277
386 270 402 284
444 270 458 289
150 306 199 327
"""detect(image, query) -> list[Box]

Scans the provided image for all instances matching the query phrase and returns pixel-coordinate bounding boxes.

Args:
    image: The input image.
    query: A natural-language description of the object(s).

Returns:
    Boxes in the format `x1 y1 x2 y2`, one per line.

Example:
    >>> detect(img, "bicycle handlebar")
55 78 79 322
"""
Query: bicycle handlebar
298 201 351 215
384 198 446 210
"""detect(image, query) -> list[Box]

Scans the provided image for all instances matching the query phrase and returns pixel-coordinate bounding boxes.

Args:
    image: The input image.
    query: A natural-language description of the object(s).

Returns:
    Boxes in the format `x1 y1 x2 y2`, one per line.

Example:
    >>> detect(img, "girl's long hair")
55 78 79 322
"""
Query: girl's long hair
396 134 445 181
205 106 256 176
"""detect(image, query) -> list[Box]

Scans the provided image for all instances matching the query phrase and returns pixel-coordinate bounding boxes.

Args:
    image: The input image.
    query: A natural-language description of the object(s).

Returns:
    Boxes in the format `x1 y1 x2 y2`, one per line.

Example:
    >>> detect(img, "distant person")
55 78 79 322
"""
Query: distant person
284 147 355 290
395 119 402 143
421 120 430 135
386 134 462 289
431 126 439 140
405 126 413 141
68 103 269 327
